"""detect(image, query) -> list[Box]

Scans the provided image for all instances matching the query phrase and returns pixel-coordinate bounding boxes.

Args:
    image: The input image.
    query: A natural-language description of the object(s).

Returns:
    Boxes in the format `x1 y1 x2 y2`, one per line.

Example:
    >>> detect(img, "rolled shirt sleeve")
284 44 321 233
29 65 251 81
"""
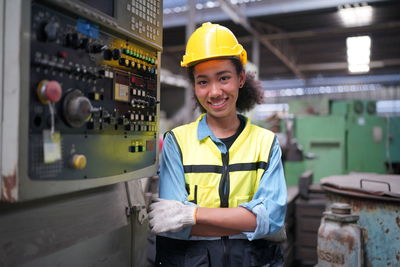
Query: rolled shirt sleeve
240 139 287 241
158 133 195 240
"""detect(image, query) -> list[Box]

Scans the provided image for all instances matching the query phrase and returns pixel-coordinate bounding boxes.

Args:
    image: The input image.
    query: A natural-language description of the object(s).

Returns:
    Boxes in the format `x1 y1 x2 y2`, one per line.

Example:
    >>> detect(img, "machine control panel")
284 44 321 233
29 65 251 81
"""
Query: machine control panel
28 1 160 180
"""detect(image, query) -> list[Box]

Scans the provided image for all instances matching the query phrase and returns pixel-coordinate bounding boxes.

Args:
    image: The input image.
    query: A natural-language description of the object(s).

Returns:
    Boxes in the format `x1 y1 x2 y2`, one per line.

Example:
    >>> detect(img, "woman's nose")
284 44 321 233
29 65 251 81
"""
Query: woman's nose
209 82 222 97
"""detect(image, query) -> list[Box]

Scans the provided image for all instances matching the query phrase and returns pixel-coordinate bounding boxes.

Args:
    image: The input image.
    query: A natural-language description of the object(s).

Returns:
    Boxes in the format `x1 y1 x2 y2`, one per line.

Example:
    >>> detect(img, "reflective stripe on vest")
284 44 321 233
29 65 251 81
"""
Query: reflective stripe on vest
170 114 276 208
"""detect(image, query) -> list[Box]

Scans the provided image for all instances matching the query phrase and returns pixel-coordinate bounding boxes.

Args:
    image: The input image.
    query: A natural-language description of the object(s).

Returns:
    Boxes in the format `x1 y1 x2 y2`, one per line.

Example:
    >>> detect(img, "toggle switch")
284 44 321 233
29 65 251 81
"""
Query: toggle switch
128 145 136 153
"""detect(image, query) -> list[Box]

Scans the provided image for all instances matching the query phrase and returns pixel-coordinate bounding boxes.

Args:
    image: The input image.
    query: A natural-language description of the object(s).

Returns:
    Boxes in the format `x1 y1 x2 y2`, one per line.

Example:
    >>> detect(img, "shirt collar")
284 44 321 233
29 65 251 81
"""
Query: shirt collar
197 114 215 141
196 113 248 142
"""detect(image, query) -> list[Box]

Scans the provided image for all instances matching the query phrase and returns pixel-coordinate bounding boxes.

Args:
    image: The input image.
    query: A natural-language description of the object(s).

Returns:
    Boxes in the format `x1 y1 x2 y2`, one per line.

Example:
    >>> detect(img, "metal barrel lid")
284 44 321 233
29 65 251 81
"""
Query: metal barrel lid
320 172 400 202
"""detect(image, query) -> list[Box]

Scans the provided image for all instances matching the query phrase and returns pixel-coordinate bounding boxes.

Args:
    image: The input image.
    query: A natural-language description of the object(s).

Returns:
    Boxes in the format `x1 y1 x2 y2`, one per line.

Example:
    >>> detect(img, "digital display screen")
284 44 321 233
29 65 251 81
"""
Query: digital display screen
147 80 156 90
116 72 130 86
79 0 114 17
114 73 130 102
131 75 145 87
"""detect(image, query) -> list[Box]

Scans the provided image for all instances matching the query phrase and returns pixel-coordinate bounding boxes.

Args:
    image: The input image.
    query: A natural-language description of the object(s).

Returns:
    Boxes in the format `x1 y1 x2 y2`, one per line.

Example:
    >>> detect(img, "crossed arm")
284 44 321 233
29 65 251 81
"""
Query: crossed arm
192 207 256 236
148 198 257 236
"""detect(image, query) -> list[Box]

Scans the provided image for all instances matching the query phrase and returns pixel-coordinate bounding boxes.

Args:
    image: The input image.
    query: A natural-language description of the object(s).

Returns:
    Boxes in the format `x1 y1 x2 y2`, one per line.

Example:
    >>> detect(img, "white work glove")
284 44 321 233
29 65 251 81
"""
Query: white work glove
148 198 197 234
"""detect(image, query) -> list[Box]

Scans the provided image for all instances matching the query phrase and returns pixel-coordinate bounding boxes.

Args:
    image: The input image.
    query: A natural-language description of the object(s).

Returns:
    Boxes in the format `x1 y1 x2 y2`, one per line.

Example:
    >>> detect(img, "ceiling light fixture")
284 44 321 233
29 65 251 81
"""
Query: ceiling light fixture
338 3 373 27
347 35 371 74
196 3 203 10
206 1 215 8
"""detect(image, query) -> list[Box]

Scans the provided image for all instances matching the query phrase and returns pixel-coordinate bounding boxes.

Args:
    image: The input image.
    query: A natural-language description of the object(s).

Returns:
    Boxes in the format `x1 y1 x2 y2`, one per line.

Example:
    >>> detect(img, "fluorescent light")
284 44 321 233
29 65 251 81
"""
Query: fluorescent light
347 36 371 73
347 48 370 65
173 6 182 13
346 35 371 48
338 3 373 27
206 1 215 8
348 64 370 73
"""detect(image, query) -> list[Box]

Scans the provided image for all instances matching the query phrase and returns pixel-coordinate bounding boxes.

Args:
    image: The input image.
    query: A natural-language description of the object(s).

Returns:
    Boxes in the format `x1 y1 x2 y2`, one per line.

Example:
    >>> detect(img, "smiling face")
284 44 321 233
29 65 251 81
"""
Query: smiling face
193 59 245 121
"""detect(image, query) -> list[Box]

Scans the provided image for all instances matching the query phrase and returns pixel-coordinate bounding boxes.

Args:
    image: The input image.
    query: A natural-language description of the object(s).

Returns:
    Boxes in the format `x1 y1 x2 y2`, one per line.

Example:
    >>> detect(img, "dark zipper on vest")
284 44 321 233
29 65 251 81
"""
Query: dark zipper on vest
219 152 230 266
219 152 230 208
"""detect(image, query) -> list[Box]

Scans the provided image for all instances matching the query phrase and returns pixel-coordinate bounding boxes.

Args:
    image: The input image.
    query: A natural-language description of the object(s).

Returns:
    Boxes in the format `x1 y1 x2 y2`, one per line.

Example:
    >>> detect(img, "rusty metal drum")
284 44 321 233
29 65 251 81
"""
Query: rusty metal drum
320 173 400 267
317 203 363 266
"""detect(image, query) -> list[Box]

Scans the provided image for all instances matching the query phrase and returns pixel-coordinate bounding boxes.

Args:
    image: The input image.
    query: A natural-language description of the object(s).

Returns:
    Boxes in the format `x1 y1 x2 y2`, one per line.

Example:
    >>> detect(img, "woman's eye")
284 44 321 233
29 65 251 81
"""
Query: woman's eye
220 76 231 82
197 80 207 85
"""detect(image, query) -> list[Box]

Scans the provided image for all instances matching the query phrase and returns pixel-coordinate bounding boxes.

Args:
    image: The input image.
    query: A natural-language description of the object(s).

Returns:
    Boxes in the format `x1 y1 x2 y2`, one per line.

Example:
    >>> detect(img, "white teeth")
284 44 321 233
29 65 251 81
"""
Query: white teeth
210 100 226 106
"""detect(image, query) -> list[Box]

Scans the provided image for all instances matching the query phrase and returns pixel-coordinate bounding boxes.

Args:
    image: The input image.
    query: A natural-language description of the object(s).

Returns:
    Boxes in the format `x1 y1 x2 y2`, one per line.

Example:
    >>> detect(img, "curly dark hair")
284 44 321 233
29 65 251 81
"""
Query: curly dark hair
187 57 264 113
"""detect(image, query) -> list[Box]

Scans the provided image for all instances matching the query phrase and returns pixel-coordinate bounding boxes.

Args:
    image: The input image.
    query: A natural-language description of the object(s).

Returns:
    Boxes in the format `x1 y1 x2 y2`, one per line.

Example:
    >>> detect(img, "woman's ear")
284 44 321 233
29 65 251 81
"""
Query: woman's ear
239 70 246 88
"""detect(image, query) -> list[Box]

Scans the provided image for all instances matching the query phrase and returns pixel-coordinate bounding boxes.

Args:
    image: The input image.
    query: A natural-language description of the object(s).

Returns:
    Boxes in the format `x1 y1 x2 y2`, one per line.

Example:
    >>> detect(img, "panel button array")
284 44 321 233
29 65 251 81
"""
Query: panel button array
127 0 161 41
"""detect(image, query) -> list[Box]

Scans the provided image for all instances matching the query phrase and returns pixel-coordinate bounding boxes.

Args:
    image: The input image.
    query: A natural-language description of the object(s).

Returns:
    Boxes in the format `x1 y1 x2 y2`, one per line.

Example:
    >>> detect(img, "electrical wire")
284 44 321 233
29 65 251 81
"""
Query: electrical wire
48 102 55 136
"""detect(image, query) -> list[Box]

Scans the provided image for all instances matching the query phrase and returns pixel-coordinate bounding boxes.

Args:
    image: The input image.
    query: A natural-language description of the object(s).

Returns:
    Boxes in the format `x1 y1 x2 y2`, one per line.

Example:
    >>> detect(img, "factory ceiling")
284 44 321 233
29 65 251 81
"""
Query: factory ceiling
161 0 400 87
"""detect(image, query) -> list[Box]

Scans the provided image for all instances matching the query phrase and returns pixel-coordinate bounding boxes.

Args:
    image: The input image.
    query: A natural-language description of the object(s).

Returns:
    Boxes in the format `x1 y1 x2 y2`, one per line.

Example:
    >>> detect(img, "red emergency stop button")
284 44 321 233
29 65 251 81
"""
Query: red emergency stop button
37 80 62 104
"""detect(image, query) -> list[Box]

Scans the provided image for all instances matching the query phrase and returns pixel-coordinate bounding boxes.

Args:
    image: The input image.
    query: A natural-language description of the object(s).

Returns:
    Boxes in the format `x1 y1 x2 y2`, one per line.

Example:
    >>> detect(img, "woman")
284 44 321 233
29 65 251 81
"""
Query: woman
149 22 287 267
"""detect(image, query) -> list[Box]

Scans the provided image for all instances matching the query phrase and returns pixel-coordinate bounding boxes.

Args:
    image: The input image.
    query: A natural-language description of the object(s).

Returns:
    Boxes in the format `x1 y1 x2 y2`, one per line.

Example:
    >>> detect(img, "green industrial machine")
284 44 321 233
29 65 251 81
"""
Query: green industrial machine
387 116 400 173
284 99 389 186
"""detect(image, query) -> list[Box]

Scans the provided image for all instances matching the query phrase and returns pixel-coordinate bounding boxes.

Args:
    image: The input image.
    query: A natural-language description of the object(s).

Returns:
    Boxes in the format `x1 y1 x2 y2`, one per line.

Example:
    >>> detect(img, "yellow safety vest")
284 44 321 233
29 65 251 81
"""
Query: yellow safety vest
169 114 276 208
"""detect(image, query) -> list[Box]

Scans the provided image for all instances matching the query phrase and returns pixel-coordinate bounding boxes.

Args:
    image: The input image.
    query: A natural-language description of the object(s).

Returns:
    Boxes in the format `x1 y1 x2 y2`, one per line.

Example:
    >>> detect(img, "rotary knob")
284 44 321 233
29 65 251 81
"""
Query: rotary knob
112 49 121 60
37 80 62 104
88 43 104 53
63 89 93 128
71 154 87 169
103 49 113 60
44 21 59 41
37 21 59 42
147 96 157 107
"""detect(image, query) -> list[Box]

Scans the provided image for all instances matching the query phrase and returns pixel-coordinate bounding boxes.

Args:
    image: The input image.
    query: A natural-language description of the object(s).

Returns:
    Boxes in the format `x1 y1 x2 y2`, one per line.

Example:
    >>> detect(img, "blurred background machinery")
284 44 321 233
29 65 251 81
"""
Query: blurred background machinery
276 98 399 266
283 98 398 186
1 0 162 266
319 173 400 267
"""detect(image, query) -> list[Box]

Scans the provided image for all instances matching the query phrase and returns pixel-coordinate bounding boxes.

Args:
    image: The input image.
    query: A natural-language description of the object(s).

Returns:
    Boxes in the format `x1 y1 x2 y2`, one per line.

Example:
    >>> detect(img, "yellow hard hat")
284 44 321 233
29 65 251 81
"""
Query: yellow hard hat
181 22 247 67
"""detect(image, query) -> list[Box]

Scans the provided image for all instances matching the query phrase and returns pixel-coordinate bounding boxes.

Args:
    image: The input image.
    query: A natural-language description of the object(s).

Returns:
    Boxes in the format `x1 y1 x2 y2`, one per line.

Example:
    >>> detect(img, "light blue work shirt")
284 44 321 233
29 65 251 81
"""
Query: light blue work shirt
159 114 287 241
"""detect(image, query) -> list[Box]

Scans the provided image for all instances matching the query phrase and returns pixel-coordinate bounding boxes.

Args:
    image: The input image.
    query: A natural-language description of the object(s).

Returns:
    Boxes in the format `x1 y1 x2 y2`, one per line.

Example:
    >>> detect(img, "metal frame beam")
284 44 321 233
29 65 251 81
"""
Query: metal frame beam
261 21 400 41
297 58 400 71
186 0 196 41
163 21 400 53
251 37 260 76
216 0 304 79
163 0 384 28
261 73 400 90
233 21 400 45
